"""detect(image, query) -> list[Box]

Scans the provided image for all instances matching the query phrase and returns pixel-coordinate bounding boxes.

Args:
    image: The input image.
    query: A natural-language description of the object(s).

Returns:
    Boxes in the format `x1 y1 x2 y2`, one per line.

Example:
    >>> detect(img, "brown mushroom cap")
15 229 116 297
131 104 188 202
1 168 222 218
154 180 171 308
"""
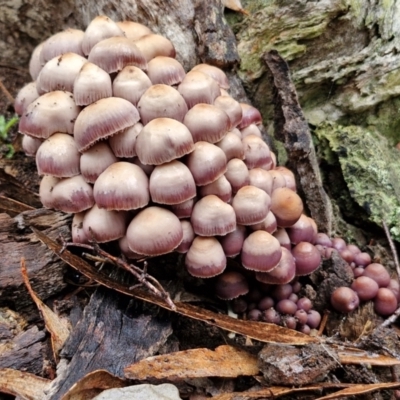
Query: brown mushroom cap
36 133 80 177
215 271 249 300
52 175 94 213
94 161 150 211
191 195 236 236
137 84 188 124
80 141 118 183
135 118 194 165
134 34 176 61
82 204 128 243
147 56 186 85
126 206 183 256
74 97 140 152
149 160 196 205
241 230 282 272
19 91 80 139
82 15 125 56
183 103 231 143
186 141 227 186
88 37 147 73
112 66 152 106
178 70 221 109
270 187 304 228
73 62 113 106
40 28 85 64
117 21 152 40
191 64 230 89
37 53 87 94
185 236 226 278
232 185 271 226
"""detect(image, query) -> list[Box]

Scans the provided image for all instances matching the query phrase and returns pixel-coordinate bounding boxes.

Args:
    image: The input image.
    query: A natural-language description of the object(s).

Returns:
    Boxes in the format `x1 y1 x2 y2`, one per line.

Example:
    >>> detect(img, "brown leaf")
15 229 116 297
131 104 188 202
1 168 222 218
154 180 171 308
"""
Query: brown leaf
0 368 50 400
315 382 400 400
0 195 35 215
32 227 317 346
222 0 249 15
338 349 400 366
124 345 258 380
21 257 71 361
61 370 127 400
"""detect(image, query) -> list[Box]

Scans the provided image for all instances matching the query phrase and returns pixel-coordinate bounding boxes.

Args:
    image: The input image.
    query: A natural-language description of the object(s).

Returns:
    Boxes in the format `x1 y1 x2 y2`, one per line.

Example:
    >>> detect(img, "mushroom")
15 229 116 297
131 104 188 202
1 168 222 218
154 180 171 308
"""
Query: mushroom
215 272 249 300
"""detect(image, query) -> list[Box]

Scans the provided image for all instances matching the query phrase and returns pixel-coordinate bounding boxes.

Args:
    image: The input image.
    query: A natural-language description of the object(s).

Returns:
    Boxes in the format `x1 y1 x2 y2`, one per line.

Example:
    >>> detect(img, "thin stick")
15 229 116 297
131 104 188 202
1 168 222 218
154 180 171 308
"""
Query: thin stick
60 239 176 310
0 80 14 104
382 220 400 278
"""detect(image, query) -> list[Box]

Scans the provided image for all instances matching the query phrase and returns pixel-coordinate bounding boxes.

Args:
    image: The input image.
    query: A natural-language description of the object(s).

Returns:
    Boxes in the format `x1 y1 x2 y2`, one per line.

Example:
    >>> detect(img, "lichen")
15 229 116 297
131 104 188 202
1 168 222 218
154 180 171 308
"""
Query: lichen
315 122 400 241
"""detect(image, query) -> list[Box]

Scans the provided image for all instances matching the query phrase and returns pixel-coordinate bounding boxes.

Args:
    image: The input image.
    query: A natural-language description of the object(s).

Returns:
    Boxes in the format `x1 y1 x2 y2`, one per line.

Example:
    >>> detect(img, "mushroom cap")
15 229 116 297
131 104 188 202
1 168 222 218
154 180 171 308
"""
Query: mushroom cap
219 224 247 257
109 122 143 158
270 187 304 228
215 131 245 161
74 97 140 152
273 228 292 251
135 118 194 165
134 34 176 61
242 135 272 170
178 70 221 109
71 211 90 244
183 103 231 143
215 271 249 300
137 84 188 124
175 220 195 253
224 158 250 193
170 197 196 219
238 103 262 129
147 56 186 85
22 134 42 157
214 95 242 128
36 133 80 177
14 81 39 116
52 175 94 213
241 230 282 272
240 123 262 139
39 175 60 209
40 28 85 64
80 141 118 183
191 64 230 89
232 185 271 225
292 242 321 276
82 204 128 243
126 206 183 256
112 66 152 106
186 141 227 186
37 52 87 94
149 160 196 205
287 214 315 244
94 161 150 211
117 21 152 40
199 175 232 203
88 37 147 73
255 247 296 285
185 236 226 278
29 42 44 80
82 15 125 56
19 91 80 139
191 195 236 236
250 211 277 234
73 62 112 106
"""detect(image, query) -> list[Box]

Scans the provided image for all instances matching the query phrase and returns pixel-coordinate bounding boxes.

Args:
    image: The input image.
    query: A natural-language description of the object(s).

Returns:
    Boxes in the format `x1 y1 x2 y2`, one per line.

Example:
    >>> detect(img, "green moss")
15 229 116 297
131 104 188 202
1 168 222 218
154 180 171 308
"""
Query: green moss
315 122 400 241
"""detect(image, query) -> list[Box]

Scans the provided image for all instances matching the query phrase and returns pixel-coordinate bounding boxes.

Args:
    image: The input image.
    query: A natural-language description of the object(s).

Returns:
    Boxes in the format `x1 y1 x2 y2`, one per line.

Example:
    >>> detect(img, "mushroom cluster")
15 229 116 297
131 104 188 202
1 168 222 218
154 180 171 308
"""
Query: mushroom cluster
15 15 397 333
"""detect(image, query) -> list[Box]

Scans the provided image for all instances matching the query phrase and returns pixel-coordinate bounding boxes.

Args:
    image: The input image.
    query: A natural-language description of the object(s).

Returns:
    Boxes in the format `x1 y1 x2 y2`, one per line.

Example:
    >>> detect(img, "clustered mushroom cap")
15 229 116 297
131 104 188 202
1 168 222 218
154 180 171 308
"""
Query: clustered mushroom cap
147 56 186 85
116 20 152 40
14 82 39 116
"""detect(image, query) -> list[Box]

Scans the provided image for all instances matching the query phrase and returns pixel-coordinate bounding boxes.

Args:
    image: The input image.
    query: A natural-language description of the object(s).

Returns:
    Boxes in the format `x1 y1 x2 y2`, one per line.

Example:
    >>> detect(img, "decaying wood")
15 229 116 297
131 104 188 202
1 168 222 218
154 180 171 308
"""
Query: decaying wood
45 287 172 400
0 209 69 314
263 50 333 235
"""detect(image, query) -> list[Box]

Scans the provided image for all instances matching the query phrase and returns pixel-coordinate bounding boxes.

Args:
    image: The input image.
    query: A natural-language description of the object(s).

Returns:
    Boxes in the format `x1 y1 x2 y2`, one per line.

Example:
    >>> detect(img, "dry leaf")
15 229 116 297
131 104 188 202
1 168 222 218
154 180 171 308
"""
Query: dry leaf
32 227 317 346
62 370 127 400
0 195 35 215
338 349 400 366
124 345 258 380
315 382 400 400
222 0 249 15
21 257 71 361
0 368 50 400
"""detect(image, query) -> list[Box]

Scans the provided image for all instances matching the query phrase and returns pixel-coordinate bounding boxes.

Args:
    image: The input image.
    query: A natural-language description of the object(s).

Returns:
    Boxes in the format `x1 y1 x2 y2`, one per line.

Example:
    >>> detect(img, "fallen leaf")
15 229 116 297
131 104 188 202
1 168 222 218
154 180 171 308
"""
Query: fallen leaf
21 257 71 361
124 345 258 380
338 349 400 366
0 195 35 215
32 227 317 346
315 382 400 400
0 368 50 400
222 0 249 15
62 370 127 400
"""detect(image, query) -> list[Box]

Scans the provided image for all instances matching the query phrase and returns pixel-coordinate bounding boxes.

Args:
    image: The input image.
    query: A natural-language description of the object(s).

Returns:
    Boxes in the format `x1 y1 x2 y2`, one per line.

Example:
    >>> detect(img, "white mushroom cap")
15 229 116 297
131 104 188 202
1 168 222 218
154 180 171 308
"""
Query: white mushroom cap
126 206 183 256
134 34 176 61
191 64 230 89
14 82 39 116
94 162 149 211
147 56 186 85
117 21 152 40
